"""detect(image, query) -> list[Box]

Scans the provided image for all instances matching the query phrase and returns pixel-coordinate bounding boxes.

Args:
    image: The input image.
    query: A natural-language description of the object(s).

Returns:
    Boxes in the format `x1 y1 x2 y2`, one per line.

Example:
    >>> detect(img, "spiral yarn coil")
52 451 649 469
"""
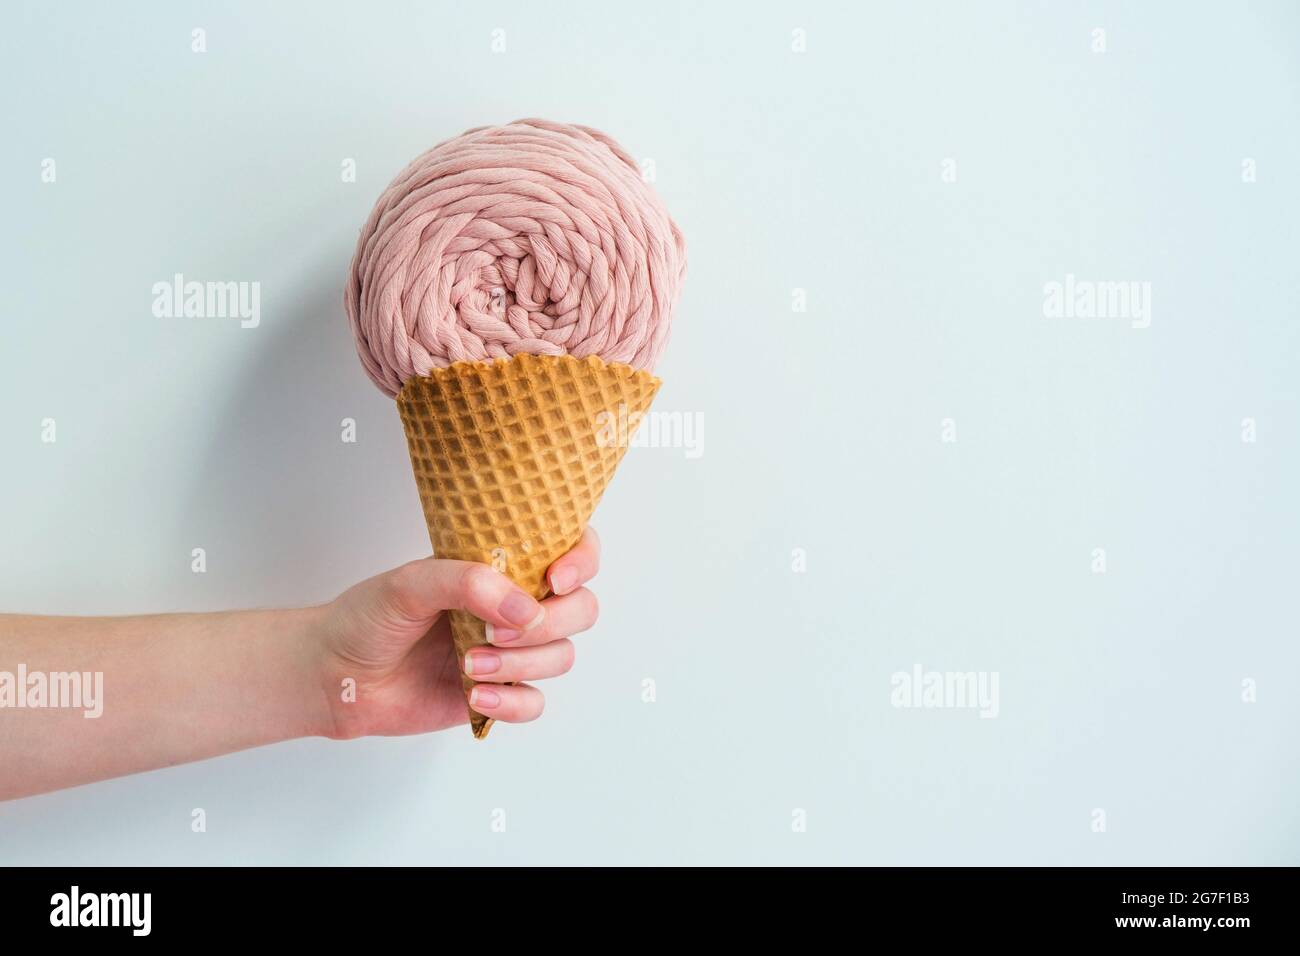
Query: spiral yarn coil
346 119 686 397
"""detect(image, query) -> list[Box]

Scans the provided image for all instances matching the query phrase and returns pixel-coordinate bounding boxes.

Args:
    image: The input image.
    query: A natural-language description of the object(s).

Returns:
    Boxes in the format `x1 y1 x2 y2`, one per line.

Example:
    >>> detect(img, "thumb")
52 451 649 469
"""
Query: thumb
381 558 546 634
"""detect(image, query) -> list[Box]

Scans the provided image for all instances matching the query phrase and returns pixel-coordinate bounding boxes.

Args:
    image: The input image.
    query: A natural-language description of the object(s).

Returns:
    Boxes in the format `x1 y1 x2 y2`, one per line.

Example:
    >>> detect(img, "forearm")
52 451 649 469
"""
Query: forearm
0 607 333 801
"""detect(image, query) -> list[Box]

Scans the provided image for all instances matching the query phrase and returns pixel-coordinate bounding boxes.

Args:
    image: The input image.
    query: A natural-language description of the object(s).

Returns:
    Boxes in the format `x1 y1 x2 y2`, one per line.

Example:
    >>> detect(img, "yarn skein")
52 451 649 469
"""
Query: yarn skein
345 119 686 398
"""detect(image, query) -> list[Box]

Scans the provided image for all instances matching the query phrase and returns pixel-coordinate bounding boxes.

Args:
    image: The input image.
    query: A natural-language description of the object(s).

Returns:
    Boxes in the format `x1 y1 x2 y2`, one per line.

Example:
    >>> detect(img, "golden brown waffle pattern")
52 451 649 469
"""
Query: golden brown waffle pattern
397 353 661 738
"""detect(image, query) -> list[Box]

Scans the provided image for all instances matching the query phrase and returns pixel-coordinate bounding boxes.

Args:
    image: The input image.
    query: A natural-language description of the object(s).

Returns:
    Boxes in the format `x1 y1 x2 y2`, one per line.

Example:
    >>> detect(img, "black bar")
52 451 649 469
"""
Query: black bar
0 866 1288 941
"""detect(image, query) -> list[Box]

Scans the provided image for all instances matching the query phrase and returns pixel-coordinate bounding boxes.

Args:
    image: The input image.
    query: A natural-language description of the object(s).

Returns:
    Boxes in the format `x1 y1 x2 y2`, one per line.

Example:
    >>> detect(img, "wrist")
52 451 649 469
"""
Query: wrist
276 604 342 741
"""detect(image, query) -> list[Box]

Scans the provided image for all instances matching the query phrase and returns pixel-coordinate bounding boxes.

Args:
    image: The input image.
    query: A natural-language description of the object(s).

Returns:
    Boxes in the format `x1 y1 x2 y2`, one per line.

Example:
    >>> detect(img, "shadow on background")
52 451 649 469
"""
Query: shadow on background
181 268 424 606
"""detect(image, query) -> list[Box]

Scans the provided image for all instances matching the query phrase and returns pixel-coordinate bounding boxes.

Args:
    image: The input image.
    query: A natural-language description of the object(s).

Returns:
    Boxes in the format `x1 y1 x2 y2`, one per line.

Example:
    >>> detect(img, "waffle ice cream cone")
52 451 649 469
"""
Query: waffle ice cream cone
396 353 660 738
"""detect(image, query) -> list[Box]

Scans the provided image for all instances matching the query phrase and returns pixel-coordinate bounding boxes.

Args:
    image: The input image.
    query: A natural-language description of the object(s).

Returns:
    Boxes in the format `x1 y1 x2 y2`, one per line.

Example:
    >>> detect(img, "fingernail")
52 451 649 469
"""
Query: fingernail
499 590 544 629
470 687 501 710
463 652 501 676
485 623 522 645
549 566 578 595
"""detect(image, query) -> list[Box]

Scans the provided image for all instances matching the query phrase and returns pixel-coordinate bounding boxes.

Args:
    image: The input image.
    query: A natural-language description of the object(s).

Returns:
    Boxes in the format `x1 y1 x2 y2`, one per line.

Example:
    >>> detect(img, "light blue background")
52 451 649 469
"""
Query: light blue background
1 0 1297 864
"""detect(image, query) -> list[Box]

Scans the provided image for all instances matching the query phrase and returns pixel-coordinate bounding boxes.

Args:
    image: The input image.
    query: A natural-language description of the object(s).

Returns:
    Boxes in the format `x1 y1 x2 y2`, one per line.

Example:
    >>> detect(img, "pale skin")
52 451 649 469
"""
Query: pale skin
0 528 602 802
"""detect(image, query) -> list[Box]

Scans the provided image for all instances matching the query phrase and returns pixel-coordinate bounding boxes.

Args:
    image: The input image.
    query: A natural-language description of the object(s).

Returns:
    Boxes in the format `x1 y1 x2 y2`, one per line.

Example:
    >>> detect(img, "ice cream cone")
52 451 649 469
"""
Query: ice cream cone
396 353 660 739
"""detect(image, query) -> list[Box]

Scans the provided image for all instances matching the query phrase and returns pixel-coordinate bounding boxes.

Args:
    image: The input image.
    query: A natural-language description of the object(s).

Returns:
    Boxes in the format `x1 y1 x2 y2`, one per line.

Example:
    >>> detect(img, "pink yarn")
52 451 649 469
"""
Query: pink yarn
345 119 686 397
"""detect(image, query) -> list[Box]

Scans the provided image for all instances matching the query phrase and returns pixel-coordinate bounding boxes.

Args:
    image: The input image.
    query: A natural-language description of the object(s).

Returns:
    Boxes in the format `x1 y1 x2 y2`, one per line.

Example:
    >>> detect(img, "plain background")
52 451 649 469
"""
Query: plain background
1 0 1297 865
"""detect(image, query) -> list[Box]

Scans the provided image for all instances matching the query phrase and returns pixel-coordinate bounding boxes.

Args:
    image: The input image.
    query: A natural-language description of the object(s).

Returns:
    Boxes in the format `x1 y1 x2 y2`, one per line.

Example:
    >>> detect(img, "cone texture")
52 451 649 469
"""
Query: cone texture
397 353 660 738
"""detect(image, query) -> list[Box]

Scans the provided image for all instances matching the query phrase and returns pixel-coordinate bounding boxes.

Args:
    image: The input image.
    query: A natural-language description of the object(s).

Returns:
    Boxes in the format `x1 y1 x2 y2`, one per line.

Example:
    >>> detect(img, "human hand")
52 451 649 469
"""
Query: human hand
316 528 601 740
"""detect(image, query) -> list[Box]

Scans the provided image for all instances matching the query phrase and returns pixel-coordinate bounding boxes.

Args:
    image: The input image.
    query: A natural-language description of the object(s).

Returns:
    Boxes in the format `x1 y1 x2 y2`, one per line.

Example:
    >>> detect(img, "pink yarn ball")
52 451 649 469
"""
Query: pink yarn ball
345 119 686 397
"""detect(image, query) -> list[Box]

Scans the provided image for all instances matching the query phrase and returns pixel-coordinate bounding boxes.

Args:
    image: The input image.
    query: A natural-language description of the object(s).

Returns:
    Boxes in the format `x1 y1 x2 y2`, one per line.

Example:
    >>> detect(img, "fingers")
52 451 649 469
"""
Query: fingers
485 587 598 648
453 532 603 728
465 639 575 683
385 559 545 631
547 526 600 596
463 585 600 729
469 683 545 724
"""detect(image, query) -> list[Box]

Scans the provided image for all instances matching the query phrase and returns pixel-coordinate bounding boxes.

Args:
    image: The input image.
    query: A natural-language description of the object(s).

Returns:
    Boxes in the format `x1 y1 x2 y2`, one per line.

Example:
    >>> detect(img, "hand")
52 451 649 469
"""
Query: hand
317 528 602 740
